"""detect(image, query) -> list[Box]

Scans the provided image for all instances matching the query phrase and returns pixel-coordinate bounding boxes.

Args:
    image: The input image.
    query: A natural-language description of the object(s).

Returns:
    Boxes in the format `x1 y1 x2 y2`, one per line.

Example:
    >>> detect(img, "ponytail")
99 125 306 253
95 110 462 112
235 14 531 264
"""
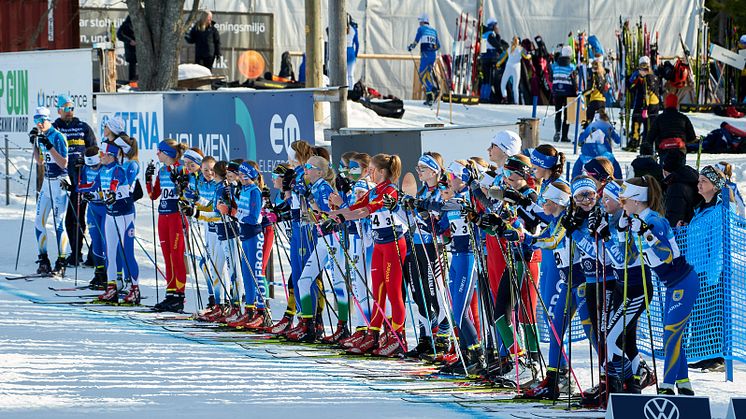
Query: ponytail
627 175 665 214
372 153 401 183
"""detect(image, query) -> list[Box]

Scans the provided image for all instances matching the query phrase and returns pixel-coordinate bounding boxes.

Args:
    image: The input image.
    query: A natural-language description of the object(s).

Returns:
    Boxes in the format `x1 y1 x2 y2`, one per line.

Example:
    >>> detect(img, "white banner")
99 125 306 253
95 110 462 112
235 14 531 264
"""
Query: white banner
94 92 165 167
0 48 93 148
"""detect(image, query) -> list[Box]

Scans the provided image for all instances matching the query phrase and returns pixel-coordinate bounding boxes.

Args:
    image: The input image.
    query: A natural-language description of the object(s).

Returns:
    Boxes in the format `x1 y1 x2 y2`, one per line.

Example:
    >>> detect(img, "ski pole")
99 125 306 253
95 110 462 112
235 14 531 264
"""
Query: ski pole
15 152 35 271
636 231 660 393
148 161 160 302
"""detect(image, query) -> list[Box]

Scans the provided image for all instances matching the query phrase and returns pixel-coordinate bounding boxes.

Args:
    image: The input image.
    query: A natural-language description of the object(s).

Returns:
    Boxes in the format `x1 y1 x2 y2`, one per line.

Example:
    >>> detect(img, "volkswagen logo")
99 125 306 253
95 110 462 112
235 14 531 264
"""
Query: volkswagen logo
644 397 680 419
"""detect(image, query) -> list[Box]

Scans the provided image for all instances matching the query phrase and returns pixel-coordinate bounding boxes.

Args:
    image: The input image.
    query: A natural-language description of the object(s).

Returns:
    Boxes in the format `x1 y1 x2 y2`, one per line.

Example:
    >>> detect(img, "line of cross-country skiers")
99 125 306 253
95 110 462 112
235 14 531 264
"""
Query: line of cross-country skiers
47 112 707 405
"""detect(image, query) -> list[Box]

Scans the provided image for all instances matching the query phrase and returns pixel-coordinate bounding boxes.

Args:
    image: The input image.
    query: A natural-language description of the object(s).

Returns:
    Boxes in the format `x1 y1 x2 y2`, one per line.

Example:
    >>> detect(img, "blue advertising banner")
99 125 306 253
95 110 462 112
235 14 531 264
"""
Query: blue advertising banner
163 90 314 173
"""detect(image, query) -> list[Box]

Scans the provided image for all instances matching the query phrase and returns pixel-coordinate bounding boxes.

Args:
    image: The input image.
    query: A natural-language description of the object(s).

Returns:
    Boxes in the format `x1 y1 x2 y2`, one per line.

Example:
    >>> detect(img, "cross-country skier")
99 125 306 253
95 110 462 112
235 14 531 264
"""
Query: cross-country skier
501 37 526 104
31 106 70 276
572 110 623 179
80 146 107 290
624 56 660 152
80 141 139 304
620 176 699 395
408 14 441 106
146 139 190 312
346 18 359 90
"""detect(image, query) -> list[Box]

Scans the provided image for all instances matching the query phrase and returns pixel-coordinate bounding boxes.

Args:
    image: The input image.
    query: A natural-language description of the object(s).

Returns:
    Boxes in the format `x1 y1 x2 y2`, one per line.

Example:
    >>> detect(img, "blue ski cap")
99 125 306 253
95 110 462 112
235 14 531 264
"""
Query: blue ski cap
486 18 497 27
57 94 73 108
740 35 746 46
571 177 596 196
33 106 51 121
239 161 259 180
418 154 441 172
418 13 429 23
603 181 621 202
529 148 558 169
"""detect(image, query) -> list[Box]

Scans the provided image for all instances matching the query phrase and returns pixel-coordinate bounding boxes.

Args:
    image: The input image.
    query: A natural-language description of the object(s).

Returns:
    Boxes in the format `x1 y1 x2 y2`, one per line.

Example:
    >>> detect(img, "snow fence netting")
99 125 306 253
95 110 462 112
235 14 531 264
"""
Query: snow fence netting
538 204 746 364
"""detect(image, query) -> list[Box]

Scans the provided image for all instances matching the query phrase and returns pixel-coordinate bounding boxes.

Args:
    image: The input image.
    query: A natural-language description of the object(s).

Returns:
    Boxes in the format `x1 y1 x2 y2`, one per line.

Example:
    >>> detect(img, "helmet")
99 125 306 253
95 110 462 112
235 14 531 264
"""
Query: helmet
418 13 429 23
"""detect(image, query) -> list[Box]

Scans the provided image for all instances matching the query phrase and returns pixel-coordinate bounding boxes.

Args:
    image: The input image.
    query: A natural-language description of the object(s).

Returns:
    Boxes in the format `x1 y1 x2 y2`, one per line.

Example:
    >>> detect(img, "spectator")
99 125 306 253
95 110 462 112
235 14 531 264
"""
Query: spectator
641 94 696 156
623 56 660 152
716 161 745 216
631 155 663 184
584 59 610 124
572 110 622 179
551 45 577 142
185 10 221 71
660 143 701 227
117 15 137 82
52 95 97 267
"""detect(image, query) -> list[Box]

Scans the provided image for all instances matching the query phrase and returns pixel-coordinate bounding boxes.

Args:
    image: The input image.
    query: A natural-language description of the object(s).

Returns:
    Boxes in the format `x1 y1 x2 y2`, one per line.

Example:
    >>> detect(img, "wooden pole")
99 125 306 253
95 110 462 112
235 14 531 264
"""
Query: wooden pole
328 0 348 131
305 0 324 122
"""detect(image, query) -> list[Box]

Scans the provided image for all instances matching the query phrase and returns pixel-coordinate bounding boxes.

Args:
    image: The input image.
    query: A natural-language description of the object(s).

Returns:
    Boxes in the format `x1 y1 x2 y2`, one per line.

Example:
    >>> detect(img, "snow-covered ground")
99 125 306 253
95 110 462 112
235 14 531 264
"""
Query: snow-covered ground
1 101 745 418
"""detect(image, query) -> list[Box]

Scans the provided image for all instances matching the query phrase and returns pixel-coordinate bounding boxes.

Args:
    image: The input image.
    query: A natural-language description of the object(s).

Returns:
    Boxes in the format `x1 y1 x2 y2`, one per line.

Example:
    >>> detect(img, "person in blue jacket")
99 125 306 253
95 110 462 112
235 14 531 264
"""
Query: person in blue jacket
31 106 70 276
572 110 622 179
620 175 699 395
551 46 577 143
408 13 440 106
346 17 359 90
79 141 139 304
80 146 107 290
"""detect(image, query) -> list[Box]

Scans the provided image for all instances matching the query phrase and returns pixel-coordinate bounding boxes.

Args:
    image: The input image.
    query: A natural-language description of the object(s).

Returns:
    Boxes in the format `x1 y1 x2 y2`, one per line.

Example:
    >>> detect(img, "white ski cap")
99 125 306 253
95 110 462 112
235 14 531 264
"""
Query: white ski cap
740 35 746 46
639 55 651 68
491 130 522 156
560 45 573 58
33 106 51 121
486 18 497 27
105 116 125 136
418 13 429 23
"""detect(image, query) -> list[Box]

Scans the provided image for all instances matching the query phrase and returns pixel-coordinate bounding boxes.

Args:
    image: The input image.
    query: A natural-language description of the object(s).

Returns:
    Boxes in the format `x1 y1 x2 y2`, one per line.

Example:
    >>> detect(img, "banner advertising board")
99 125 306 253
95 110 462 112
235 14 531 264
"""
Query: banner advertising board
0 49 93 147
163 90 313 174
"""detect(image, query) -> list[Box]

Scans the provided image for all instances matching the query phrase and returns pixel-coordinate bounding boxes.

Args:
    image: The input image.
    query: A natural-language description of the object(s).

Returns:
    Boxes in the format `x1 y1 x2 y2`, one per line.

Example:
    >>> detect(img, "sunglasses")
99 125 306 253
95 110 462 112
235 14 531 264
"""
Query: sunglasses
61 106 74 112
303 163 319 171
271 173 280 180
33 117 46 124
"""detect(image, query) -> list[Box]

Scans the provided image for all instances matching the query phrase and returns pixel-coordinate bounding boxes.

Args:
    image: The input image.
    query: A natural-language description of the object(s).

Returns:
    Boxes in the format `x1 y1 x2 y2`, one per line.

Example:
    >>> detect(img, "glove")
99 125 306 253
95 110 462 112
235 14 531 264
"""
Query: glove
503 188 530 206
476 213 502 231
264 211 278 224
460 205 479 223
400 195 416 209
618 215 630 232
180 204 198 218
37 133 53 150
59 179 72 192
73 157 85 168
318 218 338 236
561 208 588 234
336 176 352 194
382 194 397 211
261 187 271 199
145 163 156 183
629 215 650 234
407 42 417 52
595 217 611 241
282 169 295 192
82 192 96 202
587 207 604 232
103 191 116 206
28 127 39 144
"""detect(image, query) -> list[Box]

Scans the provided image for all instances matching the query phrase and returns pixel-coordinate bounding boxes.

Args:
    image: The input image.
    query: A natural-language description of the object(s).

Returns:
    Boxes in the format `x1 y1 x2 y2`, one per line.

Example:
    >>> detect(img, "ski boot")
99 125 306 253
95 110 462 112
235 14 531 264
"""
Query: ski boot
153 293 185 313
267 313 295 335
638 359 656 389
439 348 484 376
122 285 141 305
52 258 67 277
657 385 676 395
36 254 52 275
321 321 350 344
339 327 367 349
285 317 317 343
244 309 273 331
424 92 434 107
98 283 119 303
405 336 435 359
553 131 561 142
347 329 379 355
65 253 83 267
521 369 561 400
372 330 407 357
206 295 216 309
226 308 254 328
198 304 227 322
676 379 695 396
89 267 107 290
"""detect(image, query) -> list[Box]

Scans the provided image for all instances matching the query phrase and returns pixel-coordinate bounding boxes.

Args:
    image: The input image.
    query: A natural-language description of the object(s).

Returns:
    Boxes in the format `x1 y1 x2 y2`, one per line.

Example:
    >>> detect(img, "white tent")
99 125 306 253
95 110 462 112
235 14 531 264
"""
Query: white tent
82 0 702 98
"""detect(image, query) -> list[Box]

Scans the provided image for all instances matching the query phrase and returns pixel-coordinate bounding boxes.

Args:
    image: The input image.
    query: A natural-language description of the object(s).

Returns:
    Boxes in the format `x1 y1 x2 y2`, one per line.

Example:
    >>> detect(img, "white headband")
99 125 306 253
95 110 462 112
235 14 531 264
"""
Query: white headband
113 137 131 154
85 154 100 166
543 184 571 207
620 181 648 201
